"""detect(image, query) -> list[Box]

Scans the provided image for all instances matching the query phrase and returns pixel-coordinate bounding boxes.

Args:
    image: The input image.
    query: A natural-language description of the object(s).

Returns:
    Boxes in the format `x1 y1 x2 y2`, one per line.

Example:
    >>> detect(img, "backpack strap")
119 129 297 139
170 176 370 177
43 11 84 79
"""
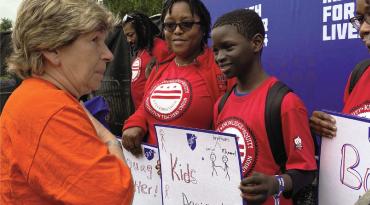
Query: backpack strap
349 59 370 94
265 81 292 172
217 84 237 114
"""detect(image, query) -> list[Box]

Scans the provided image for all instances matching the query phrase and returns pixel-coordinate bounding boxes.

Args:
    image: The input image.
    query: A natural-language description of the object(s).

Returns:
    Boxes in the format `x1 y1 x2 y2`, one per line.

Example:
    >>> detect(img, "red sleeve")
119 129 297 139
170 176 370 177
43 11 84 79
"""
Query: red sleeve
281 93 317 171
28 105 134 204
123 100 148 133
123 59 170 132
152 38 172 63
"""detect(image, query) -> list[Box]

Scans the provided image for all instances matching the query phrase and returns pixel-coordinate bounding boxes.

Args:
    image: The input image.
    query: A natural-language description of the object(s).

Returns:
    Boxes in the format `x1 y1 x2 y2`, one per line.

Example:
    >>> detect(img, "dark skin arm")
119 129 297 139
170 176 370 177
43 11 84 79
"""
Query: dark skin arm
121 127 145 156
240 172 292 205
309 111 337 138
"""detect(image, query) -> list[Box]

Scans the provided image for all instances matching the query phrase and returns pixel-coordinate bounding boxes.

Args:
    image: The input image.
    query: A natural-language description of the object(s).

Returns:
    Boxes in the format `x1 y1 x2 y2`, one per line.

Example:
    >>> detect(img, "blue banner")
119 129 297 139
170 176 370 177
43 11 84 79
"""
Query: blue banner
203 0 368 113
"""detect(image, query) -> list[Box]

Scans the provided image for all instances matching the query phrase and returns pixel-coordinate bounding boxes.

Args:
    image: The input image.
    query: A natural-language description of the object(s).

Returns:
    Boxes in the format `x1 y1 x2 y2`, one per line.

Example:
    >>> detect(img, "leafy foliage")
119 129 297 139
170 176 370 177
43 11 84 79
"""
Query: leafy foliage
0 18 12 32
103 0 163 18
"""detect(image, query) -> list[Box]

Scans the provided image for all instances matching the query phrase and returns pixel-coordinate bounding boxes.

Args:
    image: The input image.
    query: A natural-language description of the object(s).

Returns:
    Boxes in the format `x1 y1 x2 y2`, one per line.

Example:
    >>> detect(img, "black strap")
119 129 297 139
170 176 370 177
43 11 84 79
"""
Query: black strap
265 81 292 171
217 84 236 114
216 81 292 171
349 59 370 94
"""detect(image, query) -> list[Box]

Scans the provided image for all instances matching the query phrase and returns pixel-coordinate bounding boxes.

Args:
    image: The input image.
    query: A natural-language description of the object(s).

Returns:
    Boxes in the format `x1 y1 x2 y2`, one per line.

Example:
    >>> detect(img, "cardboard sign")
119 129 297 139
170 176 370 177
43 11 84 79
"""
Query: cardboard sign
319 111 370 205
123 144 161 205
155 125 244 205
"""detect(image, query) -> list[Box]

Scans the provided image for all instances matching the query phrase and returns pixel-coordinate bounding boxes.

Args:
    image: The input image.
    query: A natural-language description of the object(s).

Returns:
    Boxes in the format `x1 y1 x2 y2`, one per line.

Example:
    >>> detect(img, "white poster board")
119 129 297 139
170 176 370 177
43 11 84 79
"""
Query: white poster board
155 125 244 205
122 144 161 205
319 111 370 205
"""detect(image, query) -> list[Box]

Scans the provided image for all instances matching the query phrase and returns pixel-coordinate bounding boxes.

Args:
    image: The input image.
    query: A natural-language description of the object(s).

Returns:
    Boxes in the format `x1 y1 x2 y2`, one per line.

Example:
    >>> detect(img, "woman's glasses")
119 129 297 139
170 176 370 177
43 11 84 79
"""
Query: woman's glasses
163 21 201 32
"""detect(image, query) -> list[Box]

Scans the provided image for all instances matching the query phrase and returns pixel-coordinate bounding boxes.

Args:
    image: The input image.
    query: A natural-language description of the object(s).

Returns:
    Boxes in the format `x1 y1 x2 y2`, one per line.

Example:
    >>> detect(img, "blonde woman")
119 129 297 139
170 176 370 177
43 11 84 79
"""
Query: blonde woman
0 0 134 204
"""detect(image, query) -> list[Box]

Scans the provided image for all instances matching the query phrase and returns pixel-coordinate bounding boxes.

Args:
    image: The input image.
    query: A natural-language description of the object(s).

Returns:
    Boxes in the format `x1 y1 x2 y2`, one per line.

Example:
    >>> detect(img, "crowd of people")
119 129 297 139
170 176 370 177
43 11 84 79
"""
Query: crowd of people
0 0 369 204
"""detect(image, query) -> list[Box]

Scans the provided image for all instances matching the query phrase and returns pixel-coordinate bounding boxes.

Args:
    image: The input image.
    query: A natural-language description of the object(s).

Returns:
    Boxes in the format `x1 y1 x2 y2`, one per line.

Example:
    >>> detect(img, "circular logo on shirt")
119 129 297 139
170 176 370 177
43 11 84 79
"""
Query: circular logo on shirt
216 117 257 176
145 79 192 121
131 57 141 82
350 101 370 118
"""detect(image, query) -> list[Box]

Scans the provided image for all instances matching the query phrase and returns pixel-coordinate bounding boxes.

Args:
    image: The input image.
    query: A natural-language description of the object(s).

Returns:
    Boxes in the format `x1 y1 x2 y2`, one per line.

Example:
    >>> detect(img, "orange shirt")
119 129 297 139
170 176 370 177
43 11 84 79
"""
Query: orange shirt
0 78 133 205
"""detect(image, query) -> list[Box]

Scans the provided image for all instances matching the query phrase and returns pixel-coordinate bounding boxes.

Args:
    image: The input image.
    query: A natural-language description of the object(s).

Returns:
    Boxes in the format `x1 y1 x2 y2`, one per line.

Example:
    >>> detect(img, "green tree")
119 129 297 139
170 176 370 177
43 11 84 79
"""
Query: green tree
0 18 12 32
103 0 163 18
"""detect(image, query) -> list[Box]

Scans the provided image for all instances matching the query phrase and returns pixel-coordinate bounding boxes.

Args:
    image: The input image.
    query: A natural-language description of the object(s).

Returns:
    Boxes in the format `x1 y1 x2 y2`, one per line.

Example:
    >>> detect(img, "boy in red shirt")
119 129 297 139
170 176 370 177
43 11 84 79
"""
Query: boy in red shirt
211 9 317 205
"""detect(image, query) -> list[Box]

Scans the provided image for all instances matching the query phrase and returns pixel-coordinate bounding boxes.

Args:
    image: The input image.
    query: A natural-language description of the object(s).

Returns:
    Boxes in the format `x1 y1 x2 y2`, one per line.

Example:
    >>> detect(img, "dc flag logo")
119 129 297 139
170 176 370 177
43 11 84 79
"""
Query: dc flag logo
144 147 155 160
186 133 197 151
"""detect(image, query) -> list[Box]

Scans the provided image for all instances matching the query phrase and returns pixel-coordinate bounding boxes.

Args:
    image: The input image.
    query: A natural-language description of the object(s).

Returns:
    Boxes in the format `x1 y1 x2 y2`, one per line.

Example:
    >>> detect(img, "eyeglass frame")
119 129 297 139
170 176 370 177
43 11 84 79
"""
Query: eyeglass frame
122 14 134 24
350 14 370 31
163 21 201 33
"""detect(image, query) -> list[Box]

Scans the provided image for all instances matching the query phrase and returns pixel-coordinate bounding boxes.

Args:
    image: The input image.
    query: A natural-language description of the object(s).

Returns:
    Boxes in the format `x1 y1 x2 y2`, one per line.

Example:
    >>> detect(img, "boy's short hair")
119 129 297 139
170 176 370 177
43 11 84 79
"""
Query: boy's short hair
212 9 265 40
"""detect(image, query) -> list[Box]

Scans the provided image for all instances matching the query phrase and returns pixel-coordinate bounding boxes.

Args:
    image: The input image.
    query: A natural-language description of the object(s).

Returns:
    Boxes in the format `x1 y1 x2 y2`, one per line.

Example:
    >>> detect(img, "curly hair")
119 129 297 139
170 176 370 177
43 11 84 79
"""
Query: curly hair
7 0 114 79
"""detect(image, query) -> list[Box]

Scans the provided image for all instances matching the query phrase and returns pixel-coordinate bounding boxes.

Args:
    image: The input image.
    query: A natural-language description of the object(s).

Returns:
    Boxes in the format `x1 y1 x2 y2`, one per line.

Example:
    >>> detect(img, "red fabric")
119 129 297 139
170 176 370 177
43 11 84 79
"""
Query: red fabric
0 78 134 205
131 38 170 109
213 77 317 205
123 47 230 144
342 66 370 118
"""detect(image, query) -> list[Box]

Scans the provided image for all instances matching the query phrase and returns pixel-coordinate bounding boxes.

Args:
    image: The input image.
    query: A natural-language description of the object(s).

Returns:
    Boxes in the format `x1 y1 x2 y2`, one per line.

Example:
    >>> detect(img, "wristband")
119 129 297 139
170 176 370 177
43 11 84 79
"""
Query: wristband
273 175 285 205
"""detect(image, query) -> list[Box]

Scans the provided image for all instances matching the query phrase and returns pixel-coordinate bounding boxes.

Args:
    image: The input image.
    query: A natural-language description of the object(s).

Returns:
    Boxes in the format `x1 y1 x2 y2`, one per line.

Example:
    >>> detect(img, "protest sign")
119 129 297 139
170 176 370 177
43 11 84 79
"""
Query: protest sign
319 111 370 205
155 125 243 205
123 144 161 205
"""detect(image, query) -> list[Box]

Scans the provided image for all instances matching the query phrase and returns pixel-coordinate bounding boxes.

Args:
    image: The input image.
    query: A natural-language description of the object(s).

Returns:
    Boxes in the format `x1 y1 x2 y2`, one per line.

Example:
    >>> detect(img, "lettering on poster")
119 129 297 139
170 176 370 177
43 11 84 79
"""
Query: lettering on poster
340 143 370 192
322 0 359 41
248 4 269 47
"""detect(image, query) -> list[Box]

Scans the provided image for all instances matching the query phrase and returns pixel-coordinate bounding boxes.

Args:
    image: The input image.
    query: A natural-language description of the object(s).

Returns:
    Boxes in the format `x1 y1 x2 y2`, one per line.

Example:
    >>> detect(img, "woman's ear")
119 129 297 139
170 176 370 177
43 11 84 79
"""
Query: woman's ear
251 33 264 53
41 50 60 66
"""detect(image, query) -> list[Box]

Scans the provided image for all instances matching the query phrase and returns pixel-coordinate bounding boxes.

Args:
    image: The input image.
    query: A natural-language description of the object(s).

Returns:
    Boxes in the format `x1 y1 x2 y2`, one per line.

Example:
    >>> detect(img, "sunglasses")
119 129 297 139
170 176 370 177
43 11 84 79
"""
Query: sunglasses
163 21 201 32
122 14 134 24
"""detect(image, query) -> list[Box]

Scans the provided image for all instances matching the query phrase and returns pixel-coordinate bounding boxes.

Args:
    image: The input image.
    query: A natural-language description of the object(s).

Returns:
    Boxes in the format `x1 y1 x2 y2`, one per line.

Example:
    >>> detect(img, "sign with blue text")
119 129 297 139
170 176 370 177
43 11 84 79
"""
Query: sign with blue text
319 111 370 205
155 125 243 205
122 144 161 205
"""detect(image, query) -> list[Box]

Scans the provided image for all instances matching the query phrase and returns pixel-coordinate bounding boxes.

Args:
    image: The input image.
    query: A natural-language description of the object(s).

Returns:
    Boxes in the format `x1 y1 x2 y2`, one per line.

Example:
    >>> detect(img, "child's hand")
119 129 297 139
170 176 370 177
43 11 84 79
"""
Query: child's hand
239 172 278 204
155 160 161 176
309 111 337 138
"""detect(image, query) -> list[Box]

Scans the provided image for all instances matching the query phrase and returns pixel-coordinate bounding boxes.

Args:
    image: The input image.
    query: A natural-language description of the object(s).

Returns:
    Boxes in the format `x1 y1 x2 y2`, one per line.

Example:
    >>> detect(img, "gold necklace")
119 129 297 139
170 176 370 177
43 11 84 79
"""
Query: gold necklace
174 58 196 67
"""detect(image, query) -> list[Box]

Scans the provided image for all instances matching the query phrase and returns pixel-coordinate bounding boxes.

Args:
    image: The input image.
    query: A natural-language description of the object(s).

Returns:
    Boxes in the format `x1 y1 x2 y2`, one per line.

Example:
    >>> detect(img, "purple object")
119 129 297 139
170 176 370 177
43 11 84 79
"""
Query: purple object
84 96 110 129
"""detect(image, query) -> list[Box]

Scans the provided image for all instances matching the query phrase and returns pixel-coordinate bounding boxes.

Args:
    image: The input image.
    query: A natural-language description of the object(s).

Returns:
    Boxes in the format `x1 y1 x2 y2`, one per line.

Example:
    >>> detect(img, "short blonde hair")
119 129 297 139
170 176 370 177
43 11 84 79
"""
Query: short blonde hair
7 0 114 79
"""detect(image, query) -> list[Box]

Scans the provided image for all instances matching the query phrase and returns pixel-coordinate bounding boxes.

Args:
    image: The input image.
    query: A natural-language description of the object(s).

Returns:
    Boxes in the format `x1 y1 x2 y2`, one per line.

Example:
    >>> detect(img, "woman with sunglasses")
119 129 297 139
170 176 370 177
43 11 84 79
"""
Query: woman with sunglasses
122 12 171 110
121 0 230 155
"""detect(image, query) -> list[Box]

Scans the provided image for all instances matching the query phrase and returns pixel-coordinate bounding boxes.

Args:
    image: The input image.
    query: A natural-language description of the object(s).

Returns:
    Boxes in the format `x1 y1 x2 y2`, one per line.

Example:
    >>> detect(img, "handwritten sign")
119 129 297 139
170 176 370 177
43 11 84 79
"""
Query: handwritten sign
155 125 243 205
319 111 370 205
122 144 161 205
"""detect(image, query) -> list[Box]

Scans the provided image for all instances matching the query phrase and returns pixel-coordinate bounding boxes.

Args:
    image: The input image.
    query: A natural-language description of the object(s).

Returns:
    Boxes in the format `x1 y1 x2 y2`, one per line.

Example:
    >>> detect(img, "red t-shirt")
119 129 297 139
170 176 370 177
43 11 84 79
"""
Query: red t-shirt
124 48 230 144
143 60 213 144
342 66 370 118
214 77 317 205
131 38 170 109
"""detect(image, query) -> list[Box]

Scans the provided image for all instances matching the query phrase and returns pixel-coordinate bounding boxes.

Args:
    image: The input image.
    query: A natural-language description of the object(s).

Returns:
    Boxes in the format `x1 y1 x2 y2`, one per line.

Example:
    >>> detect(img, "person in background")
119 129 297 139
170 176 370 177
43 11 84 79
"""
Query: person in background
211 9 317 205
122 12 171 109
309 0 370 204
310 0 370 137
0 0 134 204
122 0 230 155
